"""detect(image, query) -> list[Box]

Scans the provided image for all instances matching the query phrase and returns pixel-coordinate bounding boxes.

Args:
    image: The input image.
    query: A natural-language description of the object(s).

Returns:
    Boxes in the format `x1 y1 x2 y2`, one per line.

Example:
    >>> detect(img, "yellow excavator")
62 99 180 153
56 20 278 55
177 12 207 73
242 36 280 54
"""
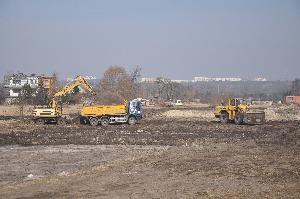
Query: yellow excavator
32 75 95 125
214 98 265 125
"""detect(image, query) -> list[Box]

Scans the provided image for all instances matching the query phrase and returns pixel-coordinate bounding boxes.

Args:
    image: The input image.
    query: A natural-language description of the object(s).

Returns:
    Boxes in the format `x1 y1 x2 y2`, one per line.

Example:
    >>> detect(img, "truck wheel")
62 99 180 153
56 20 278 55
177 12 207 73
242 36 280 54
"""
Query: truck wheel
89 117 98 126
80 117 87 124
35 118 44 125
234 113 243 125
57 118 66 125
220 112 229 124
128 116 137 125
100 117 110 126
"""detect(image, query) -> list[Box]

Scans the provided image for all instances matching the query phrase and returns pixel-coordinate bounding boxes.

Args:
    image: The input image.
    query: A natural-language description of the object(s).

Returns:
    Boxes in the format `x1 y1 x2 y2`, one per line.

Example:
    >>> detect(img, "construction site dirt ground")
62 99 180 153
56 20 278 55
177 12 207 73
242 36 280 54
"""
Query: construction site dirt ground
0 106 299 198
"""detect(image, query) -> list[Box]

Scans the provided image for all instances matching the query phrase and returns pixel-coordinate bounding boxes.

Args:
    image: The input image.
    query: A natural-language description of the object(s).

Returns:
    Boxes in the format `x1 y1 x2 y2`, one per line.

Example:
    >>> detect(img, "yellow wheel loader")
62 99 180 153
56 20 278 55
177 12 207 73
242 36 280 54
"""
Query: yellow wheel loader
32 75 95 124
214 98 265 125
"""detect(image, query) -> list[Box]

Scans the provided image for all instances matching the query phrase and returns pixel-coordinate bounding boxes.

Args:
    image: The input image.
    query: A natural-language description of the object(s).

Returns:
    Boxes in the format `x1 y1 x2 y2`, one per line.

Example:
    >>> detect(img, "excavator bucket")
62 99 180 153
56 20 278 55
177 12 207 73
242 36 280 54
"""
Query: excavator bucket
243 112 266 124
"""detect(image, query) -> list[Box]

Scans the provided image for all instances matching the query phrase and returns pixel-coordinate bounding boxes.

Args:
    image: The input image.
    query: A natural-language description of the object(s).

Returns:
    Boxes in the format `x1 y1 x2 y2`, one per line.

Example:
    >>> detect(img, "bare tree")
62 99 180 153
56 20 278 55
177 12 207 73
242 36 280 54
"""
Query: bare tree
17 84 34 119
19 84 34 104
50 72 59 97
182 83 197 101
292 78 300 95
130 65 142 83
98 66 136 104
156 77 180 100
34 86 50 105
130 65 142 97
0 83 5 104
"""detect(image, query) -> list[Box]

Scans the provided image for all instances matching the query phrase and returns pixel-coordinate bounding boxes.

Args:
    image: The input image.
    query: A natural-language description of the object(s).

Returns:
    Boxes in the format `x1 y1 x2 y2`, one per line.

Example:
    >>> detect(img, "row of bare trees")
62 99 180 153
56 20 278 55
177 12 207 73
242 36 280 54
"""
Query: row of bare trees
140 78 300 103
153 78 197 101
0 67 299 105
95 67 198 104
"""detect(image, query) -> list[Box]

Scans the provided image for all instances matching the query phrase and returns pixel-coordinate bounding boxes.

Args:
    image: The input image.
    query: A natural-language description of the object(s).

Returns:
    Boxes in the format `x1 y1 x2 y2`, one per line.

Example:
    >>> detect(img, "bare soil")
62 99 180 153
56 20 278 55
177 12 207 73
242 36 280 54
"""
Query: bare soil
0 107 299 198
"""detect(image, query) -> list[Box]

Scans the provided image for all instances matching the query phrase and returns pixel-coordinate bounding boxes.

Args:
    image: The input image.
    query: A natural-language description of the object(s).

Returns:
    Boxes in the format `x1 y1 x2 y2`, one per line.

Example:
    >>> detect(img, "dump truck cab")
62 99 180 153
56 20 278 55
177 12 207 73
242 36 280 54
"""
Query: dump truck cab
128 99 143 120
214 98 265 125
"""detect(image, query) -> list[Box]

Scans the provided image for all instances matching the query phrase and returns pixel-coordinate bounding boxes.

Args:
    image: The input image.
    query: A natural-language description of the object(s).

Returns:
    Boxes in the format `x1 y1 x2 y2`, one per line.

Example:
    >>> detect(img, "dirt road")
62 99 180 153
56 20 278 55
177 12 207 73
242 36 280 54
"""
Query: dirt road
0 108 299 198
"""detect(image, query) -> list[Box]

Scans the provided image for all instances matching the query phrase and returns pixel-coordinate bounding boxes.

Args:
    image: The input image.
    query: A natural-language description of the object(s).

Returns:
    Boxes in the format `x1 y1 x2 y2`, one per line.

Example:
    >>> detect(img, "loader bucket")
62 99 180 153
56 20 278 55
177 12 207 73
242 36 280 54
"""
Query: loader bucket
243 112 265 124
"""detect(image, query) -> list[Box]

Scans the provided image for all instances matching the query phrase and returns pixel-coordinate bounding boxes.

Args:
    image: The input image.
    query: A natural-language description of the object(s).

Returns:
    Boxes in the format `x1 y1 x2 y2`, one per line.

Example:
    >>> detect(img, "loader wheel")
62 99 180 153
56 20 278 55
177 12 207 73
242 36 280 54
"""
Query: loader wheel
234 114 243 125
100 117 110 126
128 116 137 125
234 113 243 125
89 117 98 127
220 112 229 124
57 118 66 125
35 118 44 125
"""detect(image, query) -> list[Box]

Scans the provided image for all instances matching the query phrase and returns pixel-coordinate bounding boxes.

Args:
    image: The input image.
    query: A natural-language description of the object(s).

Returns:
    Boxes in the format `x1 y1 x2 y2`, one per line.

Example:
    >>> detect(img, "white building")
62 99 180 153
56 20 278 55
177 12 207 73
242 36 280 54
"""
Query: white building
254 77 267 81
194 76 242 82
141 77 158 83
4 73 39 98
66 75 96 82
171 79 191 83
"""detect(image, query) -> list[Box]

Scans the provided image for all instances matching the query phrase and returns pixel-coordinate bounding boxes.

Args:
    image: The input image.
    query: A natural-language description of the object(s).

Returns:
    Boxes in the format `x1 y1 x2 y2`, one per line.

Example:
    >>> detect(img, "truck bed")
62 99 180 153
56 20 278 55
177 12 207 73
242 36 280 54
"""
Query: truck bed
81 104 127 116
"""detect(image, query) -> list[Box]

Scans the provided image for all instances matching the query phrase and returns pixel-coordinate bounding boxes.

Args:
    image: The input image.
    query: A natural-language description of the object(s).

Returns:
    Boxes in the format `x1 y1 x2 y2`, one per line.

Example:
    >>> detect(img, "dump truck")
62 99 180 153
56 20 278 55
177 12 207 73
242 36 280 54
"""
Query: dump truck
32 75 95 124
80 98 143 126
214 98 265 125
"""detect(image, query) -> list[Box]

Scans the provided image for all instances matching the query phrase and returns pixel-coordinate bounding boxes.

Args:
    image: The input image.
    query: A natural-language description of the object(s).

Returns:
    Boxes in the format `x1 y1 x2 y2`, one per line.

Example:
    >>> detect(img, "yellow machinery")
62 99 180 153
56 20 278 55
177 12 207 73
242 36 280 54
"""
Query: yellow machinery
32 75 95 124
81 104 127 116
214 98 265 125
80 99 143 126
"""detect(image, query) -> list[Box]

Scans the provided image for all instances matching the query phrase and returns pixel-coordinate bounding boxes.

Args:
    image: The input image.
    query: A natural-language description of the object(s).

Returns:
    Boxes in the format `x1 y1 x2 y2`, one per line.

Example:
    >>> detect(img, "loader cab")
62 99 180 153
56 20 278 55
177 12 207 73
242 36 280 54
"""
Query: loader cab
229 98 246 106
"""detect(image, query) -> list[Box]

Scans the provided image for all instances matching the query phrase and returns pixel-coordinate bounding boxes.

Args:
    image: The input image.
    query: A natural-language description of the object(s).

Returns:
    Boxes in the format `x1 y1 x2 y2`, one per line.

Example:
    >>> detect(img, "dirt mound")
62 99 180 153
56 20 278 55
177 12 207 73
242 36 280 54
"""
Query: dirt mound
161 109 215 121
265 104 300 121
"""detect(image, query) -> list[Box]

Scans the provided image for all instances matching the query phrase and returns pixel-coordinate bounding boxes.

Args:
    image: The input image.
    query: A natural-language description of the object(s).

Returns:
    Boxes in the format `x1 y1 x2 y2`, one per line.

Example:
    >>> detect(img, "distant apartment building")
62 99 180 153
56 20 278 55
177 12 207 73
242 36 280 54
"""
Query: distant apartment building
254 77 267 81
285 96 300 105
193 76 242 82
171 79 191 83
140 77 158 83
39 75 56 93
4 73 39 98
141 77 191 83
141 76 266 83
3 73 55 102
66 75 96 82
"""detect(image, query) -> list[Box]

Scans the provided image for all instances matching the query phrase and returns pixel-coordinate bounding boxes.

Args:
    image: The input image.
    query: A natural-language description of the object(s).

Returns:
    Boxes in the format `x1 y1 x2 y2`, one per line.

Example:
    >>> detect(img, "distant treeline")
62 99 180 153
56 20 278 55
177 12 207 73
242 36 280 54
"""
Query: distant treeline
140 80 294 103
60 79 296 103
1 67 299 105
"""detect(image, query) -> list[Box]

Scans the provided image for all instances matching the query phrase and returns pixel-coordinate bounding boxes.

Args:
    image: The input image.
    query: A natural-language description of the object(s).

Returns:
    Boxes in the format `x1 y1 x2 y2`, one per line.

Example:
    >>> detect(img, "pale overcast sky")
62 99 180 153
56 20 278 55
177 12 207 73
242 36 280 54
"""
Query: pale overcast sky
0 0 299 80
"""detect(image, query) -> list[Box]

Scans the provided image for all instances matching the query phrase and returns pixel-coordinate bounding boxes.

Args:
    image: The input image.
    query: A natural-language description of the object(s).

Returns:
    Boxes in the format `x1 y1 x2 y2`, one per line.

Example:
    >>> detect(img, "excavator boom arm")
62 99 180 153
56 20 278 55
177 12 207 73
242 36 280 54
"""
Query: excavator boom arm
50 75 95 112
53 76 94 97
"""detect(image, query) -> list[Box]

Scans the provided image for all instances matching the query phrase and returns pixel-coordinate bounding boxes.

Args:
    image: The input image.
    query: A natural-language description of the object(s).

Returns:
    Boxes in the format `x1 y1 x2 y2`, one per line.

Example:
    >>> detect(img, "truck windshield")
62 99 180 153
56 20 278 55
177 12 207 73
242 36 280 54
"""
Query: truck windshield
136 101 141 111
240 99 246 105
